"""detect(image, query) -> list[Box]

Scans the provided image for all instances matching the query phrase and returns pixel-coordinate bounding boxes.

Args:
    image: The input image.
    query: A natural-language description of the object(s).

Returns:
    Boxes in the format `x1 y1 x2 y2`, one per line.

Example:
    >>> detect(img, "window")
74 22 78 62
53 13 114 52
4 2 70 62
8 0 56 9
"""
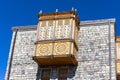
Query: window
41 69 51 80
58 68 68 80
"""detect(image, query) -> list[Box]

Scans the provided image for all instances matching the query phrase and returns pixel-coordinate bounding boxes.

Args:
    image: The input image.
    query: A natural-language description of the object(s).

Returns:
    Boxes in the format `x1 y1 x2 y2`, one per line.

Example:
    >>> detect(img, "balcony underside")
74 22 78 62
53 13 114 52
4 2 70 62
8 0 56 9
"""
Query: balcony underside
117 74 120 80
33 54 78 67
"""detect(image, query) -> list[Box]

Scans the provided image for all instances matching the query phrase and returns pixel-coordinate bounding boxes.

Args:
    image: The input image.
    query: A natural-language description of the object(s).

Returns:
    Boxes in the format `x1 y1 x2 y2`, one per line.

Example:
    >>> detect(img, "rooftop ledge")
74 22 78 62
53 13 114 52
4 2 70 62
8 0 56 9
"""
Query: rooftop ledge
12 18 116 31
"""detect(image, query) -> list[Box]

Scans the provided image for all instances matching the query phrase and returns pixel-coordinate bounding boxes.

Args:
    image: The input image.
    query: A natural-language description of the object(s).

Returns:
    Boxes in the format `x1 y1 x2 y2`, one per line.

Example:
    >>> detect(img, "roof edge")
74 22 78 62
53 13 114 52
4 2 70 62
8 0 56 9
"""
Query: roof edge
80 18 116 25
12 18 116 31
12 25 37 31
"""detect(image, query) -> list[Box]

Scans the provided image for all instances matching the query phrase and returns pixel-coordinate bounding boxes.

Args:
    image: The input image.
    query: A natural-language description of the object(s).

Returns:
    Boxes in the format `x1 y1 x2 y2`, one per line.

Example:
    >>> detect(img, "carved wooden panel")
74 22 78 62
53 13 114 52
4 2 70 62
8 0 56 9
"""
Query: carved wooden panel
117 62 120 73
35 41 78 56
36 43 53 56
54 42 70 55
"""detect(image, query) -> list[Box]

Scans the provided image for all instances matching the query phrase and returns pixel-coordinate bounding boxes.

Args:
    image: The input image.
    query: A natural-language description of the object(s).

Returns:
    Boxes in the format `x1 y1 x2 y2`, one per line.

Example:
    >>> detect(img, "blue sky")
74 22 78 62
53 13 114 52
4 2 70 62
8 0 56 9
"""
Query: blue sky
0 0 120 80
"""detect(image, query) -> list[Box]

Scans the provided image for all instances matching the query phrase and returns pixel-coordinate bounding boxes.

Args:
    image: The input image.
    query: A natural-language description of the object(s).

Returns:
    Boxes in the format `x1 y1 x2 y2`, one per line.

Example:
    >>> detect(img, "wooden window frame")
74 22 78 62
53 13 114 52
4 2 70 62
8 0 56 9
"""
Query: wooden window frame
58 68 68 80
41 68 51 80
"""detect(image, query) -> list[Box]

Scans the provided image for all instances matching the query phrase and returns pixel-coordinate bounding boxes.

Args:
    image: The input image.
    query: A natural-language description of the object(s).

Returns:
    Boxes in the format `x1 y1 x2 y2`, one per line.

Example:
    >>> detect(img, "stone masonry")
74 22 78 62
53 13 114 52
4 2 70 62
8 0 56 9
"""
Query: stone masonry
5 19 116 80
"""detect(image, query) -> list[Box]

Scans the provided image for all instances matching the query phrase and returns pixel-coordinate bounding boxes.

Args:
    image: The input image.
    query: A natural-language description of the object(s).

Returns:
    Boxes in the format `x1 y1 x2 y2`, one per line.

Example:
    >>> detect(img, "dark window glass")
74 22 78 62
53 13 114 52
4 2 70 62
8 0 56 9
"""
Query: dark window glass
41 69 51 80
58 68 68 80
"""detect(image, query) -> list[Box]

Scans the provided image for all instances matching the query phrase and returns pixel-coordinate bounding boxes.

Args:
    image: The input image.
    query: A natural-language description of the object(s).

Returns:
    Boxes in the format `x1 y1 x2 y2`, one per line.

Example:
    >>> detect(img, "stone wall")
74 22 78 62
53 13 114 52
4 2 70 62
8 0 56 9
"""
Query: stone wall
5 19 116 80
77 21 116 80
5 27 38 80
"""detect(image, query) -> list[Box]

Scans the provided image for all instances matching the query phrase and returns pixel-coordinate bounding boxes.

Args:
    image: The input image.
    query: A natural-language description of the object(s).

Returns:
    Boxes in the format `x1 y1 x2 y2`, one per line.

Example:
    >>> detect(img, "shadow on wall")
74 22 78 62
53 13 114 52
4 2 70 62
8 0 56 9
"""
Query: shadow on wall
36 66 77 80
36 66 41 80
67 66 77 78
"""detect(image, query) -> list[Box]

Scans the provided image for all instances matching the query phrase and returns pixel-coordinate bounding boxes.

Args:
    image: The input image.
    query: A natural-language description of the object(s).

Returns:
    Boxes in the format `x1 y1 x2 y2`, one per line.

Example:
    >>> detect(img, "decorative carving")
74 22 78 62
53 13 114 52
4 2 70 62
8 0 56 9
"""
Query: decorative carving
39 45 49 53
54 42 70 55
36 43 52 56
56 43 66 52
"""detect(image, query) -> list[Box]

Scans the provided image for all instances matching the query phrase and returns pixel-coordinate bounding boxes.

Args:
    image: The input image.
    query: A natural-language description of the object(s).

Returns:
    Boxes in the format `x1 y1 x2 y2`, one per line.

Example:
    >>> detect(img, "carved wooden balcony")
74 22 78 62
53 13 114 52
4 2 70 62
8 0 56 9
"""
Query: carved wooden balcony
33 39 78 66
33 11 80 66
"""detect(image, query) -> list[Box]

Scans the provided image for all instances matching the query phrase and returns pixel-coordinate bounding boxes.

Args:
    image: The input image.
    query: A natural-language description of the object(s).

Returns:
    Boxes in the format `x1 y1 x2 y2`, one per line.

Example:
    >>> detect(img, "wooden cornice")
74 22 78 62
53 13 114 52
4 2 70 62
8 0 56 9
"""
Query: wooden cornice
38 11 76 17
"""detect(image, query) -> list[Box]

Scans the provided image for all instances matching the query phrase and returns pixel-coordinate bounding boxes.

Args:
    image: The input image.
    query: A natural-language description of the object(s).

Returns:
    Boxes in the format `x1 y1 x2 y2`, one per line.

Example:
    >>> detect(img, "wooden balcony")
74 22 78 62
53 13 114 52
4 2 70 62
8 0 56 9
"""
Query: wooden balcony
33 40 78 67
33 54 77 66
34 11 80 67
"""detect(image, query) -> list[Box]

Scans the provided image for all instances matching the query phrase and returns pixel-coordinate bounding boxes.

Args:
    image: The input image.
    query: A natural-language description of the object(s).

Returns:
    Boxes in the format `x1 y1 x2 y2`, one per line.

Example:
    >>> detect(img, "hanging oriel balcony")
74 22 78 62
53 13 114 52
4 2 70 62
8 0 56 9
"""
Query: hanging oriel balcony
33 10 80 66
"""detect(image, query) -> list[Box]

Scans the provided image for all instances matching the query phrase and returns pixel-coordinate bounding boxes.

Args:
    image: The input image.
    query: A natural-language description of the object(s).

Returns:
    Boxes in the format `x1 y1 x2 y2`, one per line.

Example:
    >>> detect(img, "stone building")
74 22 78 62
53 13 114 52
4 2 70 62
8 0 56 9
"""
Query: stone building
5 10 118 80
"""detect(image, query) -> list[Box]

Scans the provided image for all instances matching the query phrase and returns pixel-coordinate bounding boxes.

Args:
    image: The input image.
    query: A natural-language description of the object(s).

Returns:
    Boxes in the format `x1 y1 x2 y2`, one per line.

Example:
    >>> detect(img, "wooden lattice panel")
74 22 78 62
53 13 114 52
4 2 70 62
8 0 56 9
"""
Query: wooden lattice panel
55 19 71 39
38 21 46 40
63 25 71 38
46 21 54 40
37 19 77 41
38 21 55 40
